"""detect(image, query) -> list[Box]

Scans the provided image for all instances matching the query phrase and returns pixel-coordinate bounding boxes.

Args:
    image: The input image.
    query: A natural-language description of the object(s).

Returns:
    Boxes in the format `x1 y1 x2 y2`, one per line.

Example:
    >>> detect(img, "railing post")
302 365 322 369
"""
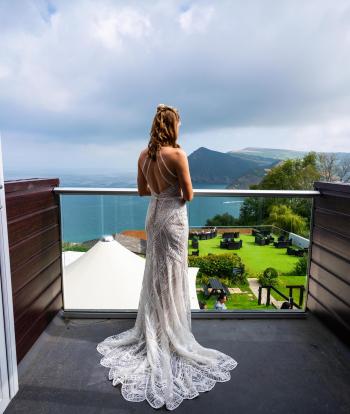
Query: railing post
258 286 262 305
299 287 305 307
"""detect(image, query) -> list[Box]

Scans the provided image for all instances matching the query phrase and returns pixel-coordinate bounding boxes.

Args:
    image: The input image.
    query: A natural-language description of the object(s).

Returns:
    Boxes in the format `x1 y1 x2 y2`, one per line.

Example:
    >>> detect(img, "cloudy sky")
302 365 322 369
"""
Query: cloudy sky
1 0 350 174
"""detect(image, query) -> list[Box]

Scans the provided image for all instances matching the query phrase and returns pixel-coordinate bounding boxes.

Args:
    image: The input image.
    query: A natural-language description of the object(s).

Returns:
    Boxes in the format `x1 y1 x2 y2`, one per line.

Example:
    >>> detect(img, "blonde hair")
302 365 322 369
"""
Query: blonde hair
147 104 181 160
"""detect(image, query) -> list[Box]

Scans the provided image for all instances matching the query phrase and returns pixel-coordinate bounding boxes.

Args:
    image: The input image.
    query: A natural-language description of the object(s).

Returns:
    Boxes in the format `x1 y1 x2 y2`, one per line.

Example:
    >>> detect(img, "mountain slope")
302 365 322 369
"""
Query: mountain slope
228 147 309 160
188 147 277 185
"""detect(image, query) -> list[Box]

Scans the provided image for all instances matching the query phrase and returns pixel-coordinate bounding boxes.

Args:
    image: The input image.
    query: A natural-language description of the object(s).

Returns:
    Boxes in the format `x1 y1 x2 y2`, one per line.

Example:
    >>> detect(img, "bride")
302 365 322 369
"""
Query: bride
96 104 238 410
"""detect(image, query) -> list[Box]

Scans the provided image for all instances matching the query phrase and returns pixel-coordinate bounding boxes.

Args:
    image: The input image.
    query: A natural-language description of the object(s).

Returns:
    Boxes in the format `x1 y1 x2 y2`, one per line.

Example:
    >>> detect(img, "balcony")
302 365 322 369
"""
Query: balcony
56 186 317 315
1 179 350 413
5 310 350 413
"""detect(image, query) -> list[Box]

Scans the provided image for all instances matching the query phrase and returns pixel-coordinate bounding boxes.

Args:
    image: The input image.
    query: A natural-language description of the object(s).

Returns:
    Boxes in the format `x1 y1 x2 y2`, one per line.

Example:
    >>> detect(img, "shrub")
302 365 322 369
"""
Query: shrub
188 252 246 284
258 267 279 287
293 254 308 275
197 273 210 285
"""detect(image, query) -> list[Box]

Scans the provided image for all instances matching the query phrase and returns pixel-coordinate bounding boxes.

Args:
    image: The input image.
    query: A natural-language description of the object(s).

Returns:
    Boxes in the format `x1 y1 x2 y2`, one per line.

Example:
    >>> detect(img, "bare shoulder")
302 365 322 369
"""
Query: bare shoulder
173 148 188 165
138 148 148 162
163 147 187 159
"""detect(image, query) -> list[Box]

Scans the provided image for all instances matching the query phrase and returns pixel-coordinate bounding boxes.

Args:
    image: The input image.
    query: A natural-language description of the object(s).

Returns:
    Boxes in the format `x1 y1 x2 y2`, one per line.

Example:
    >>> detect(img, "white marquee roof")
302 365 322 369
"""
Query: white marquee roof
63 239 200 310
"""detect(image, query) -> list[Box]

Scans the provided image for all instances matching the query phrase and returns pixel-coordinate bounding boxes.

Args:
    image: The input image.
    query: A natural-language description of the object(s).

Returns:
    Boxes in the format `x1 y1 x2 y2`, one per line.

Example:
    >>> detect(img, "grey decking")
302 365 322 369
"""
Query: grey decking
5 311 350 414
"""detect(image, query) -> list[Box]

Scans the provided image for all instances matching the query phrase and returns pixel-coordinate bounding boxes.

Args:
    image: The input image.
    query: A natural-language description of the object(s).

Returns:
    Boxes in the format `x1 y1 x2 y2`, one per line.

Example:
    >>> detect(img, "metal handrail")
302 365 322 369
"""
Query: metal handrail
53 187 320 197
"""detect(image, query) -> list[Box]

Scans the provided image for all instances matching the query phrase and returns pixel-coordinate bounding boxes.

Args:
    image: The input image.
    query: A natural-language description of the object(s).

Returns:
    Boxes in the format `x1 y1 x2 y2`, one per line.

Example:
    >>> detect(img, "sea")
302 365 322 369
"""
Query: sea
5 170 244 243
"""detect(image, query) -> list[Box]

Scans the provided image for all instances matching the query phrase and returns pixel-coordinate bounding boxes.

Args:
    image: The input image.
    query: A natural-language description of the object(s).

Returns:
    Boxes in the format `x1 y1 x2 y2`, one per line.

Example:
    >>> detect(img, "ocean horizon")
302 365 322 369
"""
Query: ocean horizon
4 170 244 243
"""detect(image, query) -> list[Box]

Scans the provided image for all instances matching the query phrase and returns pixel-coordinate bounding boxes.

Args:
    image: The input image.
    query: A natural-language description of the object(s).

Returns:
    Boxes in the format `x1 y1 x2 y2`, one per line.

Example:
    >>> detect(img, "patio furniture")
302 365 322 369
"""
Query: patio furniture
189 228 217 240
287 246 308 256
192 239 199 249
278 233 290 242
220 238 242 249
255 236 266 245
232 267 243 277
207 277 226 297
191 249 199 256
287 246 296 255
201 283 210 298
220 238 231 248
221 282 231 296
222 232 236 239
227 239 242 250
274 239 292 248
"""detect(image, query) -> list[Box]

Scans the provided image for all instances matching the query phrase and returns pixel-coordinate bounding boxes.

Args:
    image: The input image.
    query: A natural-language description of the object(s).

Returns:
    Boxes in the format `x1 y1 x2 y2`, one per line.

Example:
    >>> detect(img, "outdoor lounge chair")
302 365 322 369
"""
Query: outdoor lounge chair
221 283 231 296
201 283 210 298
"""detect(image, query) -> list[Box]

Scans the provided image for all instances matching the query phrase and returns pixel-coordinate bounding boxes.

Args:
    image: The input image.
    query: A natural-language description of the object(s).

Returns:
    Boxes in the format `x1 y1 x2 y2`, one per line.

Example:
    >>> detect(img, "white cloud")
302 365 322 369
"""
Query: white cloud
178 4 214 34
92 7 152 49
1 0 350 174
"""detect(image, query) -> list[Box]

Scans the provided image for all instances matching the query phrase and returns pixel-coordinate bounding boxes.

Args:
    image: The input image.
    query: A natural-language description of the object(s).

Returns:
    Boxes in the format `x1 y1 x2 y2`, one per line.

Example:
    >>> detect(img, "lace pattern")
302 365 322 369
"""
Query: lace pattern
97 183 238 410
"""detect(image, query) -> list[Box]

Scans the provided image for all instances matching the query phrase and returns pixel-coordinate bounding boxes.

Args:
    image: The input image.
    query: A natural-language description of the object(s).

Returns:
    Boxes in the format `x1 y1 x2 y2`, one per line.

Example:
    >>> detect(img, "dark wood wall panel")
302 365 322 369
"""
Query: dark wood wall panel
311 244 349 283
16 293 62 363
312 226 350 261
6 188 58 221
308 278 349 325
11 241 61 294
315 193 350 215
5 178 63 363
307 295 350 345
8 206 59 246
309 261 350 306
14 276 62 341
10 225 60 269
307 181 350 345
13 259 61 320
313 210 350 238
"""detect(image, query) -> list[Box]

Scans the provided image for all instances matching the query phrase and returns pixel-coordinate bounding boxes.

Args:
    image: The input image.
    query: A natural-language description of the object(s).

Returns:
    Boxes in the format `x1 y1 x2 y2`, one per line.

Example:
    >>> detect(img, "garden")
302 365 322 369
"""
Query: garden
188 231 308 310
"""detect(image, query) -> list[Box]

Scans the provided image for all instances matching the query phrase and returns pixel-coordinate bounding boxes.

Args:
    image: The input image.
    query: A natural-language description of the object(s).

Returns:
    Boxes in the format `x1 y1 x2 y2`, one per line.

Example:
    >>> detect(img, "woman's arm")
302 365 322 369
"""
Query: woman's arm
137 153 151 196
174 149 193 202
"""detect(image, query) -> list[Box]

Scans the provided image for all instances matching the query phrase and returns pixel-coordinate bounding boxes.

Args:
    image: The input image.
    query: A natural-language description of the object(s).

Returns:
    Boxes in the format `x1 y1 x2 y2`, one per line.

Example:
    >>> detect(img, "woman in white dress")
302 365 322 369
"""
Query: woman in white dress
96 104 238 410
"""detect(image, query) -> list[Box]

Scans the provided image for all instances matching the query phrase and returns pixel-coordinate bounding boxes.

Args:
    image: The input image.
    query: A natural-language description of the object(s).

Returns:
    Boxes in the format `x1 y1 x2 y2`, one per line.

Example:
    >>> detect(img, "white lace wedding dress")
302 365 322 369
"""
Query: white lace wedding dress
96 150 238 410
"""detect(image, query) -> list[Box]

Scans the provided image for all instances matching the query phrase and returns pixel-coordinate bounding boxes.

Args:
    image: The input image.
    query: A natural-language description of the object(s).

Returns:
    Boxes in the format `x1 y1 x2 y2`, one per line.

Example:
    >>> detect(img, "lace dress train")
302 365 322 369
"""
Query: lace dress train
97 180 238 410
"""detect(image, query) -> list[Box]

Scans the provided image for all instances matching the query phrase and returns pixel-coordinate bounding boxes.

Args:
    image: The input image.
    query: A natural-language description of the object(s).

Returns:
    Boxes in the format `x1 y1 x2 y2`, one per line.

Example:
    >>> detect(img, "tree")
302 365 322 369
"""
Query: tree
265 204 308 234
258 151 320 190
238 152 320 227
337 157 350 182
205 212 239 226
317 153 339 182
238 196 266 225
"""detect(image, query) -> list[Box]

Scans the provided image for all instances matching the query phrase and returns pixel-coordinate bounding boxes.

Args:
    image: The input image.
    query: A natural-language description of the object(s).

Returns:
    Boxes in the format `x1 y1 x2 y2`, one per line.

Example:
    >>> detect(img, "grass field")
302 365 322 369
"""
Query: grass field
273 275 307 306
189 233 305 277
196 281 276 310
189 233 308 308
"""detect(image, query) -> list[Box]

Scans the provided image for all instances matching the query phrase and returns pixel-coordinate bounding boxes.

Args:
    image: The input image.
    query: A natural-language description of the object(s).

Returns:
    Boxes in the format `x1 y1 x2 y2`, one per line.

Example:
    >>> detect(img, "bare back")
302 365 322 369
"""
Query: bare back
138 146 193 201
140 147 179 195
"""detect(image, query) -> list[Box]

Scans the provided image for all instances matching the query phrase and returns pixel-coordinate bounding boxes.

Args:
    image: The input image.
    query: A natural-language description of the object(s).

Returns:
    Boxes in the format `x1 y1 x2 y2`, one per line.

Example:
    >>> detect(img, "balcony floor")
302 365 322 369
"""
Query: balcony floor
5 311 350 414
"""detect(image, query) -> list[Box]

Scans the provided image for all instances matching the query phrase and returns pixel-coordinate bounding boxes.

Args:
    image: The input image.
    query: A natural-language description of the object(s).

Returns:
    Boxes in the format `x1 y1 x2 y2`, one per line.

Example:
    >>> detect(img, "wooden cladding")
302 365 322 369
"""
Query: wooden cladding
5 178 63 362
307 181 350 344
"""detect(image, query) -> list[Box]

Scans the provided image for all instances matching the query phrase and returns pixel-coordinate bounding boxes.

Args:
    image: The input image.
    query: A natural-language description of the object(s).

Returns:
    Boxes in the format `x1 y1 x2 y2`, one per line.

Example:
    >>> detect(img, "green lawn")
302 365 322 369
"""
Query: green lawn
273 275 307 306
196 288 276 310
189 233 308 309
189 233 305 277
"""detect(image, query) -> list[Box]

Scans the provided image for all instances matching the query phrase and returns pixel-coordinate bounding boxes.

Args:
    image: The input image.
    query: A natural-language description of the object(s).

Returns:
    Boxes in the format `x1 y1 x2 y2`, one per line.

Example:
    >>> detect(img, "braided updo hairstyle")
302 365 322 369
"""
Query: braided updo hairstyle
147 104 181 160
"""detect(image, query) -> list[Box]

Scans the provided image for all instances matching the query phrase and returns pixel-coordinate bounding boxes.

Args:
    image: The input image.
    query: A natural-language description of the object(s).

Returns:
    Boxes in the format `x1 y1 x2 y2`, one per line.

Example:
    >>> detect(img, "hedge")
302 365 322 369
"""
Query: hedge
188 252 245 283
